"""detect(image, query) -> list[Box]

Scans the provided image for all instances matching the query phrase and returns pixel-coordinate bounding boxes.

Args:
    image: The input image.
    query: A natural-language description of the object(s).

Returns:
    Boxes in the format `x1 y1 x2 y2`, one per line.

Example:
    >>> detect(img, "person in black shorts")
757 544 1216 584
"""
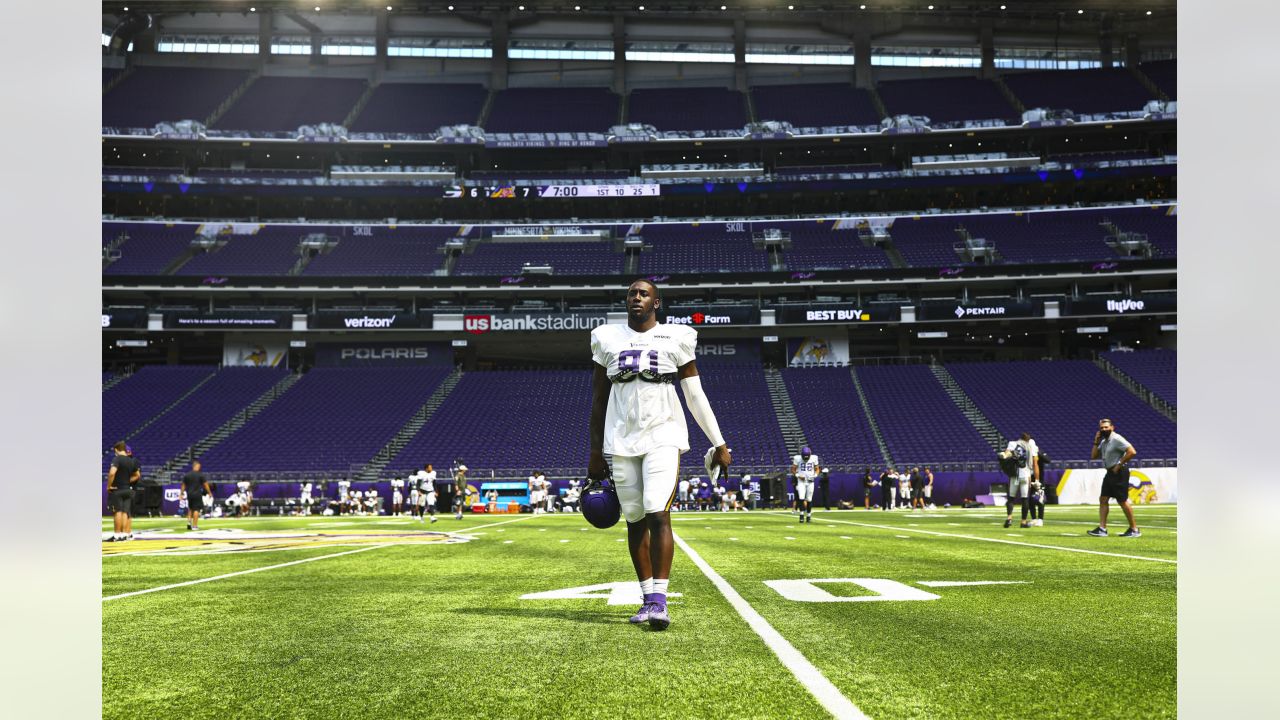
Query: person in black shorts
1088 418 1140 538
181 459 212 531
106 440 140 542
879 467 894 511
909 466 925 509
862 468 875 509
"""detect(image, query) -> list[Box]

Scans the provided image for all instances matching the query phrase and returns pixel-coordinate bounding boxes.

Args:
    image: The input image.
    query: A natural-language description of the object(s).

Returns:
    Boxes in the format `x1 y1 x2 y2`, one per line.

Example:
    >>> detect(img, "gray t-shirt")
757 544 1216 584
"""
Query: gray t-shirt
1098 432 1132 469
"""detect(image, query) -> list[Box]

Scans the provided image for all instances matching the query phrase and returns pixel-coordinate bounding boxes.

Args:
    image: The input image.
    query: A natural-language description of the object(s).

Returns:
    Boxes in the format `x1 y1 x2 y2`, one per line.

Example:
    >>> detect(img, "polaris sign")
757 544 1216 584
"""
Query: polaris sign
314 341 452 367
341 347 429 360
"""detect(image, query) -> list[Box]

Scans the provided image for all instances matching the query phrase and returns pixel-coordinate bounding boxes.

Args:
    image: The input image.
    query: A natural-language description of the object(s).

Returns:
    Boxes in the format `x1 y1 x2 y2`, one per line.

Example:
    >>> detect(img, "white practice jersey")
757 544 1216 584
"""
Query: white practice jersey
590 322 697 457
391 478 404 491
1006 439 1040 480
416 470 436 494
792 455 821 481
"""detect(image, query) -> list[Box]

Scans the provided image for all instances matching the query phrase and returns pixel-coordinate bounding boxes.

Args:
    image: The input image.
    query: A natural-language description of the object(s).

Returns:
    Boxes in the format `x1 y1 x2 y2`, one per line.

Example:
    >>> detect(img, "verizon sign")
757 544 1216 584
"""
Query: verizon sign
463 313 607 334
312 311 424 330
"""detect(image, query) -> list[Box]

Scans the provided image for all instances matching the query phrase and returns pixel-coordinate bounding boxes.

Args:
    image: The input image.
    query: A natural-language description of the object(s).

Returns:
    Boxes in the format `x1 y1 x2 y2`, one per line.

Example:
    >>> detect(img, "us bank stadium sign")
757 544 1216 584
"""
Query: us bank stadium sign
463 312 608 334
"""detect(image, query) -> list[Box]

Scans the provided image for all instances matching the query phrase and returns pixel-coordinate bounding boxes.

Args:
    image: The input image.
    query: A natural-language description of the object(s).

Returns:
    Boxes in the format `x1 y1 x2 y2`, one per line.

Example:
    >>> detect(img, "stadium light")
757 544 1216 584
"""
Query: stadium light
927 5 934 10
1146 10 1152 15
788 4 795 9
638 4 645 9
575 4 581 9
1077 9 1084 13
860 4 866 8
1000 4 1006 9
250 6 256 11
314 6 320 11
720 4 727 9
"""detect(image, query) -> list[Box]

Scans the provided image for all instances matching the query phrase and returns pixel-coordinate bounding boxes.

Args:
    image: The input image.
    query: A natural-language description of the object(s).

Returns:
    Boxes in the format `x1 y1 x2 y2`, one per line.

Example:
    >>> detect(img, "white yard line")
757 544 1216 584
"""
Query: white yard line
102 544 390 602
779 514 1176 565
673 531 869 720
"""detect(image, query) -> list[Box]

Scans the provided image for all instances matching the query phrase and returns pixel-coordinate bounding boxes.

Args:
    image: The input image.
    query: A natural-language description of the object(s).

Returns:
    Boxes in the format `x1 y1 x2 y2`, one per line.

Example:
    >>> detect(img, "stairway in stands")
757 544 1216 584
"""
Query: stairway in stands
102 370 132 392
357 368 465 481
849 368 895 467
155 371 302 479
1093 357 1177 421
929 364 1005 451
763 368 807 454
123 370 219 442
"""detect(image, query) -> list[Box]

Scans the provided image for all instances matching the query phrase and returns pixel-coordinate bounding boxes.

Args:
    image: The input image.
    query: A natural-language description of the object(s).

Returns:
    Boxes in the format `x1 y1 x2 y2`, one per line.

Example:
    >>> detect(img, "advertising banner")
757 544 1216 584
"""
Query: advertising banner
461 312 608 334
693 340 761 365
314 341 452 367
223 335 288 367
101 308 149 329
1066 295 1176 316
1054 467 1178 505
916 300 1040 321
788 336 850 366
776 304 901 324
664 305 761 327
311 310 423 330
165 310 292 329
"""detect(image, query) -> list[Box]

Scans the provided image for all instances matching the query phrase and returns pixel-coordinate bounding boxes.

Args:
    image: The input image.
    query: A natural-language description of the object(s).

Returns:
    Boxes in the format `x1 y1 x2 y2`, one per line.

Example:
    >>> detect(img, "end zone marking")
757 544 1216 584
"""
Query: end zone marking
102 544 390 602
674 532 869 720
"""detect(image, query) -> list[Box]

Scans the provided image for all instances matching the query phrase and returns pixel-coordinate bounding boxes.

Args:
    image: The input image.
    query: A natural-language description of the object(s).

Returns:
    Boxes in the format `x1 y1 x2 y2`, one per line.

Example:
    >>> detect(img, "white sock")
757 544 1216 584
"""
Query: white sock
640 577 654 595
652 579 669 599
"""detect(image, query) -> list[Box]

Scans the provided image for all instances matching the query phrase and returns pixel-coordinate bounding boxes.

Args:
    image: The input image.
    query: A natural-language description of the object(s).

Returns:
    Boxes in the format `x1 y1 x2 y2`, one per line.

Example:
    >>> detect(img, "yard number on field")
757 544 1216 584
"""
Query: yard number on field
521 579 1027 605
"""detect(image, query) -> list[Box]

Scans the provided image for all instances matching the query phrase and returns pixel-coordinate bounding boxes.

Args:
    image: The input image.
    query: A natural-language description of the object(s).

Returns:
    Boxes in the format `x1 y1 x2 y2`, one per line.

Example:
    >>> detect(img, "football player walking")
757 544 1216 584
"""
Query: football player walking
588 279 731 630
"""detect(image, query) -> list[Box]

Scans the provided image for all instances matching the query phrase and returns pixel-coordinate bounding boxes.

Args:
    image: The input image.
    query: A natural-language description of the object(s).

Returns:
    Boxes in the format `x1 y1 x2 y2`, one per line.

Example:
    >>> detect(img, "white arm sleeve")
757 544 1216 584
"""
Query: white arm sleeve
681 375 725 448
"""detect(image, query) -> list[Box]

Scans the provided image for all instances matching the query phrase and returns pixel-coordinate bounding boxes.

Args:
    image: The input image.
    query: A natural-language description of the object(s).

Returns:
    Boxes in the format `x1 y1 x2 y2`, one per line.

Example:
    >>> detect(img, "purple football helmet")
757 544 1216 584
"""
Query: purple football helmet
581 476 621 529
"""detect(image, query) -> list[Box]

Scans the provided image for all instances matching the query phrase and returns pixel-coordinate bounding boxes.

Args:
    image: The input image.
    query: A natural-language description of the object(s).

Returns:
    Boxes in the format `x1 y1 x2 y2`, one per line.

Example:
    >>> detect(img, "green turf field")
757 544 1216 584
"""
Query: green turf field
102 505 1176 719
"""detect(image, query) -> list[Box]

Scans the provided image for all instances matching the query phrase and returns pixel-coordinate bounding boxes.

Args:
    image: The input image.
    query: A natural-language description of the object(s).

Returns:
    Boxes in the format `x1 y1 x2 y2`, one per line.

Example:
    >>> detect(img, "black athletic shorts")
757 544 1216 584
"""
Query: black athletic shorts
108 489 134 514
1101 467 1131 502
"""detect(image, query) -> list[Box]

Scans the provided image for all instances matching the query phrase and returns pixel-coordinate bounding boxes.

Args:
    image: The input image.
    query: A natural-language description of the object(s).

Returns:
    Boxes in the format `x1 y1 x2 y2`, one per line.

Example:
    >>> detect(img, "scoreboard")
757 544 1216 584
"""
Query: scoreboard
446 184 661 199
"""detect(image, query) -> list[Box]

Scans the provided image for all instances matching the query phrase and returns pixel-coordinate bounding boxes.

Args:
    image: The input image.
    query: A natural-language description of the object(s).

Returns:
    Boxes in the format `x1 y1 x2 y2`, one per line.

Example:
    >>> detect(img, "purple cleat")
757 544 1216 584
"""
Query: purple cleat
647 603 670 631
629 603 654 624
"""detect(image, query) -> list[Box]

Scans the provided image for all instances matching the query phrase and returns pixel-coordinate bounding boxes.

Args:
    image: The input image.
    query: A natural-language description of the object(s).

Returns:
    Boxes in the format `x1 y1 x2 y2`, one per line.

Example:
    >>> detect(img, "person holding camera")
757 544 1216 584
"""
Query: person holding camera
1001 432 1039 528
1087 418 1140 538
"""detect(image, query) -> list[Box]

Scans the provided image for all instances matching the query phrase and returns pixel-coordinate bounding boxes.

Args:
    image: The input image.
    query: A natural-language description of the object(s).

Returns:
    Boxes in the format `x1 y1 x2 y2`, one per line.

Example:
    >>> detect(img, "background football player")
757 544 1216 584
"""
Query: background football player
588 279 731 631
790 446 821 524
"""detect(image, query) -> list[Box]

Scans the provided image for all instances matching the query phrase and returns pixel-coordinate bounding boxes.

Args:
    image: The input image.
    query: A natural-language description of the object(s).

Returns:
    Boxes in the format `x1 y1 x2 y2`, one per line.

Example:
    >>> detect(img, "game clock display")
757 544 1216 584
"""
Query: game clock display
446 184 661 199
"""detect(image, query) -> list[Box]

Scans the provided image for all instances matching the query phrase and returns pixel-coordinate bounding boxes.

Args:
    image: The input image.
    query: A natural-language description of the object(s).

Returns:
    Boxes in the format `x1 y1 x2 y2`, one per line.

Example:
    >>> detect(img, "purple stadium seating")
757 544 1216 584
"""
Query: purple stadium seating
677 366 788 471
103 221 197 275
103 66 249 127
1001 68 1154 115
856 365 993 463
127 367 290 469
627 87 747 131
214 76 366 132
349 83 487 133
453 241 623 276
1140 60 1176 100
750 83 881 128
199 366 453 473
388 370 591 474
947 359 1177 461
302 225 458 277
780 368 883 468
176 225 311 277
954 209 1122 264
876 76 1017 125
1107 205 1177 258
765 219 892 271
103 68 124 88
103 366 218 468
1101 349 1176 408
636 222 771 274
886 215 971 268
470 170 630 182
484 87 619 133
